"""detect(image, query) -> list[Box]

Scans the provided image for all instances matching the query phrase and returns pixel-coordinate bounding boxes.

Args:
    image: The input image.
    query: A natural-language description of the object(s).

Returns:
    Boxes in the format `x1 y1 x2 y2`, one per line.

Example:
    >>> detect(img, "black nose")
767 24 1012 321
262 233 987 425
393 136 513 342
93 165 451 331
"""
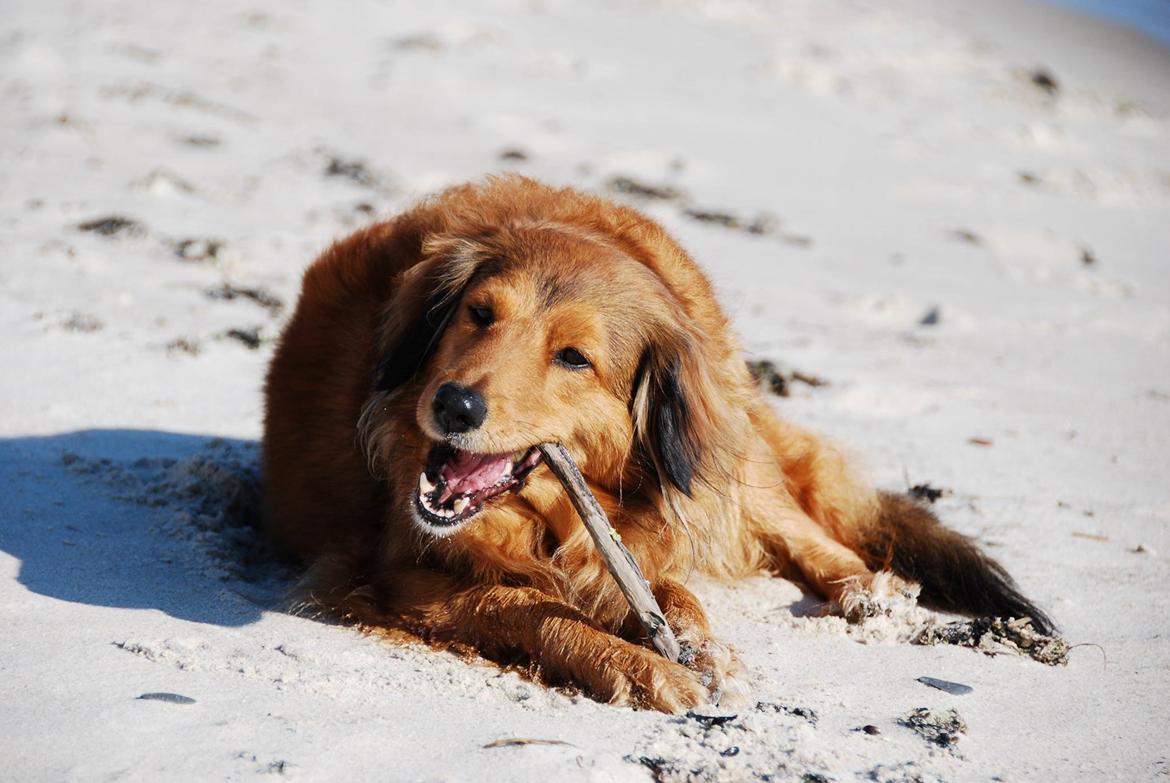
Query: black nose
432 383 487 435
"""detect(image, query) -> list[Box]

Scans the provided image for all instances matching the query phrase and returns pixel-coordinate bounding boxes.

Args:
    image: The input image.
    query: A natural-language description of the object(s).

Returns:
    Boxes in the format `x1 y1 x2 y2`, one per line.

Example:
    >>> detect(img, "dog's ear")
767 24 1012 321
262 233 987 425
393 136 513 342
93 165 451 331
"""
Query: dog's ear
632 346 702 497
372 234 491 394
373 265 463 393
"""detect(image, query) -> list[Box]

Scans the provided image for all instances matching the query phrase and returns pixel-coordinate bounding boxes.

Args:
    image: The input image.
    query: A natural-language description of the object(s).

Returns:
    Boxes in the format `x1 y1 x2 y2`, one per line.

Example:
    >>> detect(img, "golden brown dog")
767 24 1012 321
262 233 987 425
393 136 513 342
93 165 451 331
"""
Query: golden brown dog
262 175 1052 712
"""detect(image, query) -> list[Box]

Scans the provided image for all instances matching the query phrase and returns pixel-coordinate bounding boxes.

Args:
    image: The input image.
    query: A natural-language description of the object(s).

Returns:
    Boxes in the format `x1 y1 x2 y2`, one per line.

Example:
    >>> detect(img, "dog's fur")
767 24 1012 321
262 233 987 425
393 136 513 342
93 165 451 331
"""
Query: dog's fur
262 175 1052 712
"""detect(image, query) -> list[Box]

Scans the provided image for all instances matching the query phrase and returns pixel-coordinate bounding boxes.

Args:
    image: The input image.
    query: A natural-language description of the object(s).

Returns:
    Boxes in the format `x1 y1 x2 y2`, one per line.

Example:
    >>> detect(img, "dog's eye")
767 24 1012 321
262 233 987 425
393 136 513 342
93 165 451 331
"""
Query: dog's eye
468 305 493 327
555 348 590 370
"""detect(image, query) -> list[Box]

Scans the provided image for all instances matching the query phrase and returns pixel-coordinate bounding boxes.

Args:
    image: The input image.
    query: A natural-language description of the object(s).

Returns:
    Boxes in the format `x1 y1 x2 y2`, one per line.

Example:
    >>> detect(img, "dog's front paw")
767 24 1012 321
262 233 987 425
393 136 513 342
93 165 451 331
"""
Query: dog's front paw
837 571 920 623
677 629 748 708
595 644 708 714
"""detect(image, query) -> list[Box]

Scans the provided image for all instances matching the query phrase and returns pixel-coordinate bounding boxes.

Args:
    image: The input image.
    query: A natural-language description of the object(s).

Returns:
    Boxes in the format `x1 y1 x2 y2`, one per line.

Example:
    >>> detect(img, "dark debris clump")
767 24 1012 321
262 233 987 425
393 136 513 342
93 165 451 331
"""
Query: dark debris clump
206 283 284 316
899 707 967 749
78 215 144 237
908 483 946 504
913 617 1070 666
606 175 685 201
747 359 829 397
1030 68 1060 96
225 327 263 350
755 701 818 726
324 156 380 188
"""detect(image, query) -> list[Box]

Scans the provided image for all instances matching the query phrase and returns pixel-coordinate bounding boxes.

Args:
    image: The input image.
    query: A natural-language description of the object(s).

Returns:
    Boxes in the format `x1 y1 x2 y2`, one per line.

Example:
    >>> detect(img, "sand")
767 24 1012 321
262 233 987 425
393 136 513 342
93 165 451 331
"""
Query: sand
2 0 1168 779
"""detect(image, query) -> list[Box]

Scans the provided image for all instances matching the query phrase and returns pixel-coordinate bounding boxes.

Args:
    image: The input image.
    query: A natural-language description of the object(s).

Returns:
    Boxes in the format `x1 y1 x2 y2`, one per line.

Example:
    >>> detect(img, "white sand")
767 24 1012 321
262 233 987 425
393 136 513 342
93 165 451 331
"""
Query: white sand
2 0 1168 780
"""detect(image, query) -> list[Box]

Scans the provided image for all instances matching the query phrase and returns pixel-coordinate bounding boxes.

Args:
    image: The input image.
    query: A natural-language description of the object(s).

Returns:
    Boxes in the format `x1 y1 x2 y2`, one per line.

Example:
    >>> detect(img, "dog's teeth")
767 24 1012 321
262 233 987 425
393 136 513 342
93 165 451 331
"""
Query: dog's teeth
453 497 469 515
419 472 435 496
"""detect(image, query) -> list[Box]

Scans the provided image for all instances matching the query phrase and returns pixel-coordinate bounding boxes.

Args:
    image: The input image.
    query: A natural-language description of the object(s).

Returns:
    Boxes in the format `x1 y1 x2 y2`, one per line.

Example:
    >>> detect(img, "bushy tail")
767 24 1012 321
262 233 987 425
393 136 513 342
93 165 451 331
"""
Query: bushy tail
862 491 1055 635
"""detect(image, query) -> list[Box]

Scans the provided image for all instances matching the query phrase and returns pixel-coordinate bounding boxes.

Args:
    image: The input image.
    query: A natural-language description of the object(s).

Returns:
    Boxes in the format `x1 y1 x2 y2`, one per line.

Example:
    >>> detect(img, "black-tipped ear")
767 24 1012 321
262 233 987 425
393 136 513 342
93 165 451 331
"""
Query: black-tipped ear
372 230 500 394
635 350 699 497
374 282 461 393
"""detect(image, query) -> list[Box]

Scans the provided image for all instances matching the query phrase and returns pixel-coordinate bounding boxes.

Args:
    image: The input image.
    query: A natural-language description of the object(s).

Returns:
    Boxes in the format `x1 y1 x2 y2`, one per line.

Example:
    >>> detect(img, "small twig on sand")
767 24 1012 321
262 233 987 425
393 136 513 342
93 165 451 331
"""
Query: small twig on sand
483 738 576 749
538 443 681 663
1067 642 1108 671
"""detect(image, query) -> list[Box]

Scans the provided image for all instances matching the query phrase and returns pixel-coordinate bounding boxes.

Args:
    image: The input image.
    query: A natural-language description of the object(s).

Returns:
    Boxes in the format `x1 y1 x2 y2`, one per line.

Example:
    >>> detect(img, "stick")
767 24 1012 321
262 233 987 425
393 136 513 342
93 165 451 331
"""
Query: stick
537 442 681 662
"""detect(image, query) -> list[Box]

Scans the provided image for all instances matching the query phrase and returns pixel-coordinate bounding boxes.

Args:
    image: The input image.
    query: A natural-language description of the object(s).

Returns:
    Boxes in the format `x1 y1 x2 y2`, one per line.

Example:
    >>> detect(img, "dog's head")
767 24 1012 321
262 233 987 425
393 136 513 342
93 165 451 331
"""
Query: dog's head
362 181 746 536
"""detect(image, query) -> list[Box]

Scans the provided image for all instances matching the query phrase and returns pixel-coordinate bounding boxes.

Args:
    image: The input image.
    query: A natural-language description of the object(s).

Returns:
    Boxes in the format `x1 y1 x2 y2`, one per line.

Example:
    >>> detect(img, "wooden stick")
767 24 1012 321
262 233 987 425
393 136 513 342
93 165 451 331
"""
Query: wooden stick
537 442 681 663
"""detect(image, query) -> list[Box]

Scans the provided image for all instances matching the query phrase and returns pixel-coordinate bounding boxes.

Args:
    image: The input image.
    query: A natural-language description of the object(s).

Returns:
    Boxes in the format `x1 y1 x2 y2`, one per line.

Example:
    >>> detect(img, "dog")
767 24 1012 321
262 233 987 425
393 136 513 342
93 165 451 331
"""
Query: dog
262 174 1052 712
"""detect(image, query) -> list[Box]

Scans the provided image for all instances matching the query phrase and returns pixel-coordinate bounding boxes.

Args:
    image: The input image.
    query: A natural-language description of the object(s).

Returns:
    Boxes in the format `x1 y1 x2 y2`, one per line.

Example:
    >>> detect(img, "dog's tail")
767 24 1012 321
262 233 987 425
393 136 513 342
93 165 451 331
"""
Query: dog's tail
860 491 1055 635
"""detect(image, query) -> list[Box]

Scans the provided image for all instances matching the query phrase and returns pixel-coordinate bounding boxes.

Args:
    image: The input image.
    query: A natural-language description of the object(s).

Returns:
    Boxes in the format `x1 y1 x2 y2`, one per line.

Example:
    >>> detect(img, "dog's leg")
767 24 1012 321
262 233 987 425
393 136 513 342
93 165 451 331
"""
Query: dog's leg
650 580 747 705
747 402 879 542
745 404 918 618
396 578 708 713
759 511 917 621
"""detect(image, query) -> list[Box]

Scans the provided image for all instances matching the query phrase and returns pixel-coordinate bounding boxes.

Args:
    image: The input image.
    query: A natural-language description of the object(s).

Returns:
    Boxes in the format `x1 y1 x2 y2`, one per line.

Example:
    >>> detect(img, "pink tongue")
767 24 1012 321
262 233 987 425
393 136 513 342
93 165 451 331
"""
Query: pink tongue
438 451 512 502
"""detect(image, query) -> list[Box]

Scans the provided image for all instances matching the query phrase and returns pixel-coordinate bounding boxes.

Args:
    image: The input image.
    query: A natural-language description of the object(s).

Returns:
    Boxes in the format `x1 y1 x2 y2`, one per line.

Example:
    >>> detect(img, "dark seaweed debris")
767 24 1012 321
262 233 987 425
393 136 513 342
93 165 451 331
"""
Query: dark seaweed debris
683 207 780 237
206 283 284 316
62 312 104 333
918 306 941 327
1030 68 1060 96
604 174 810 244
606 175 686 201
913 617 1070 666
498 148 530 162
899 707 966 749
686 711 738 728
755 701 818 726
180 134 221 148
325 156 379 187
949 228 982 245
78 215 144 237
167 337 202 356
908 483 946 504
175 238 224 262
683 206 810 244
225 327 263 350
746 359 829 397
632 755 674 782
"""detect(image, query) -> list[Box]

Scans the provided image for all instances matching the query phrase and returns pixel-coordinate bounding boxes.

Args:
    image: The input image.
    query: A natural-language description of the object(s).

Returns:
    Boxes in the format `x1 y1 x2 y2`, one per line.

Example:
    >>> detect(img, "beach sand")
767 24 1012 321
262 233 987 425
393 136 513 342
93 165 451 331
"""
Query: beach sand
2 0 1168 779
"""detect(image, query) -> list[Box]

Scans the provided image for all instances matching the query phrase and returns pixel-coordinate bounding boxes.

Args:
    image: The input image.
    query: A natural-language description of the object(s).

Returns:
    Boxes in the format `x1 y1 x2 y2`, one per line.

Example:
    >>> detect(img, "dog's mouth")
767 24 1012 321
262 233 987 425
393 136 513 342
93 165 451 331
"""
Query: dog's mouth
414 443 543 530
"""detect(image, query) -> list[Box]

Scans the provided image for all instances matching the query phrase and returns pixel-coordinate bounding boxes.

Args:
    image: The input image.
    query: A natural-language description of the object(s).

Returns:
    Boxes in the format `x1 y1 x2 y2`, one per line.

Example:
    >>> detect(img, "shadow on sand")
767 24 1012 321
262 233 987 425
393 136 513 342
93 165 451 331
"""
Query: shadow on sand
0 428 292 628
